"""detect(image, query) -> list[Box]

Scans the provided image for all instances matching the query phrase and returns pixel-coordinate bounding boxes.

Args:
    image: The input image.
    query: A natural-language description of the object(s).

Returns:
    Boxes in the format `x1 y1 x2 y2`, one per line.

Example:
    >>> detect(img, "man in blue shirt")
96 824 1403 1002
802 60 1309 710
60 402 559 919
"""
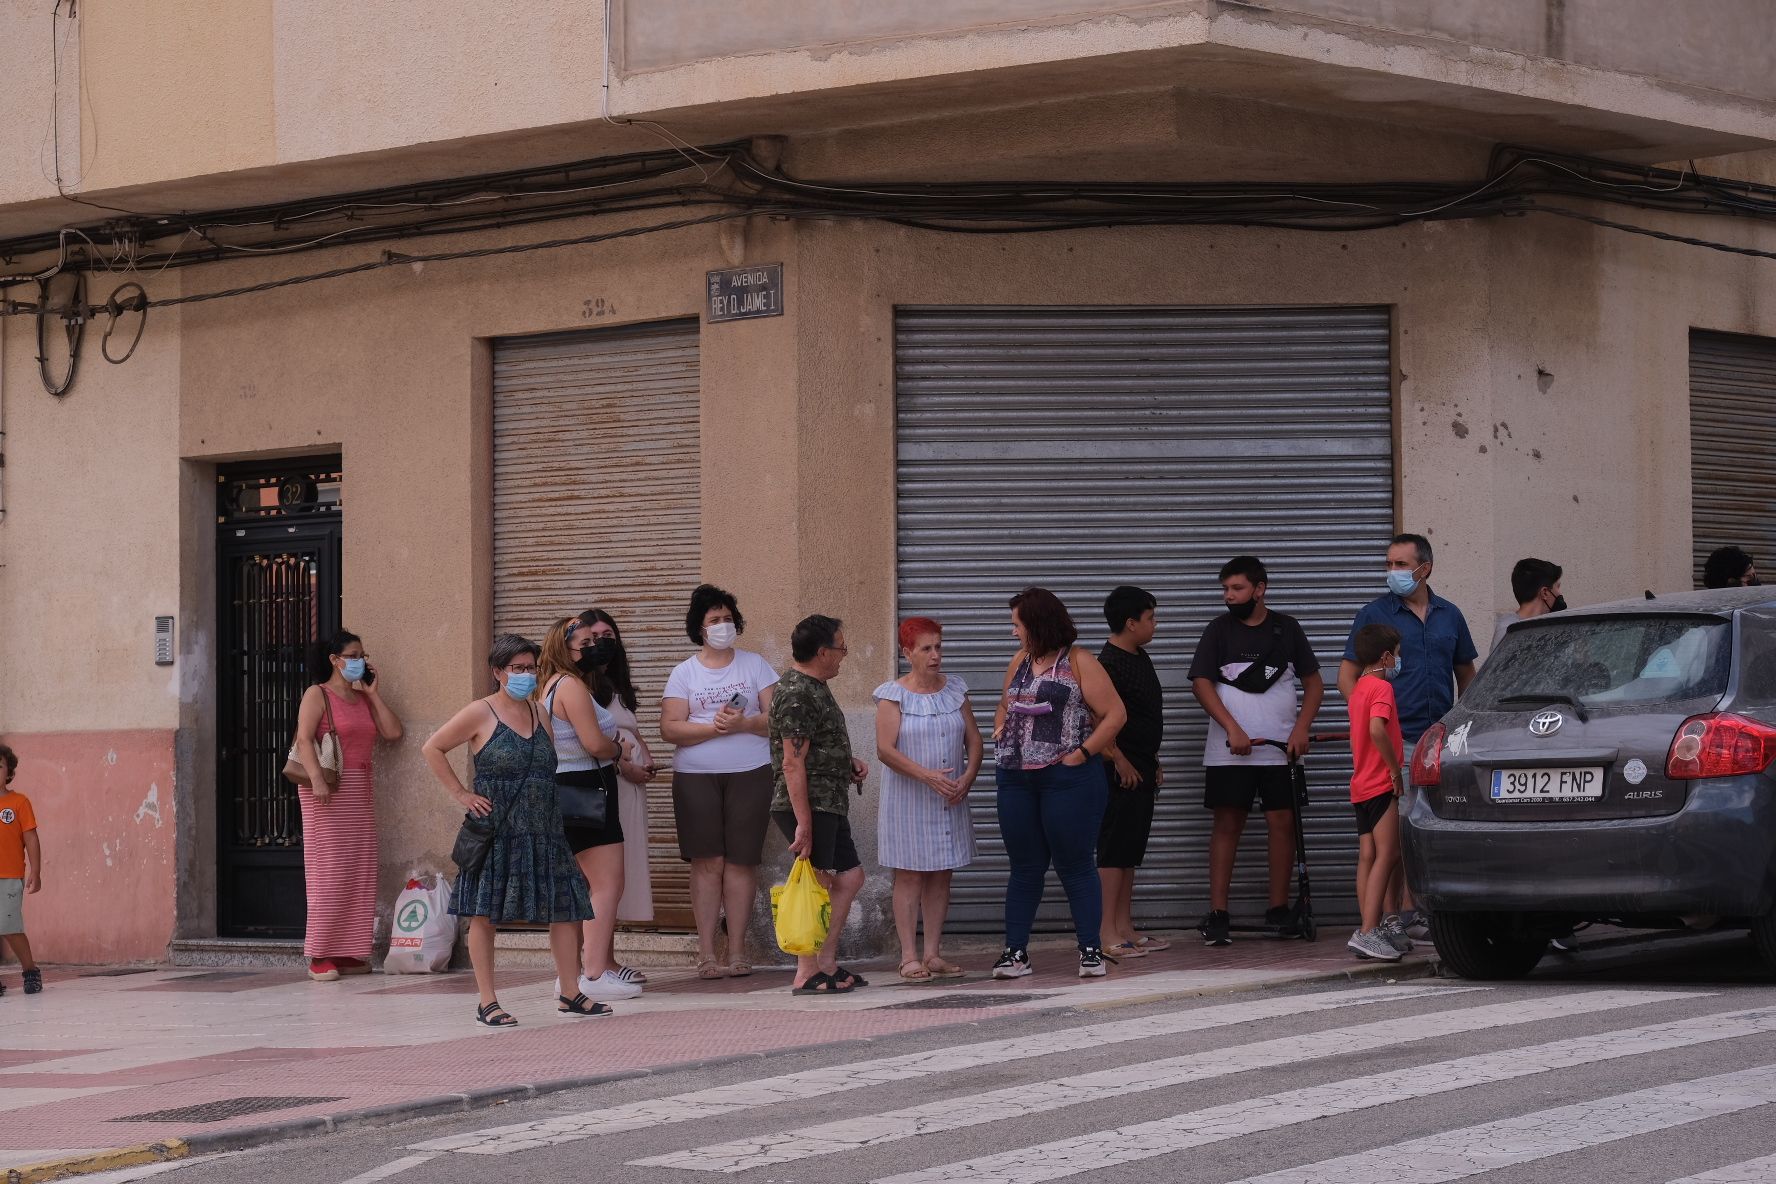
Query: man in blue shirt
1337 533 1478 743
1337 532 1477 943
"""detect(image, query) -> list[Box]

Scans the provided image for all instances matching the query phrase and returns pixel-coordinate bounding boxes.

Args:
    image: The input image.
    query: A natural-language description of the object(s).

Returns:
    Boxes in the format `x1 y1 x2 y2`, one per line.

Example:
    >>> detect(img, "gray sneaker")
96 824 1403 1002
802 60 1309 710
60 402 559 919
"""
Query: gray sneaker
1347 927 1403 962
1381 914 1414 953
1404 911 1432 941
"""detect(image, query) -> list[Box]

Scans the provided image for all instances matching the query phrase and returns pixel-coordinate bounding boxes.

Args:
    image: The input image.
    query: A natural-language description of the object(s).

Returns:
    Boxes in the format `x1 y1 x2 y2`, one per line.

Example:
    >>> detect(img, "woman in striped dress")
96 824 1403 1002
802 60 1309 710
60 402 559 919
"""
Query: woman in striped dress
293 631 403 982
874 617 982 983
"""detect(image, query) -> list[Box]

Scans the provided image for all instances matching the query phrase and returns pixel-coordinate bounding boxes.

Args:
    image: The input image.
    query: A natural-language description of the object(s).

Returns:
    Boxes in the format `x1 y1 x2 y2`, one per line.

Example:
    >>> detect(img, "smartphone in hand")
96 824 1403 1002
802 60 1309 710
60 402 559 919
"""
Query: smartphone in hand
725 691 746 712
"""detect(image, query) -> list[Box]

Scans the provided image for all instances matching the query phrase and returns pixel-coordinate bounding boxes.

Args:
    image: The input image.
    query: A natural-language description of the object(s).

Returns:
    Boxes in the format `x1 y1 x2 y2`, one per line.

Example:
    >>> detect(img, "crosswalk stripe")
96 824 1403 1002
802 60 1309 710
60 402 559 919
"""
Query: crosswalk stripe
634 988 1692 1172
408 982 1473 1155
870 1004 1776 1184
333 1154 439 1184
1224 1063 1776 1183
1665 1154 1776 1183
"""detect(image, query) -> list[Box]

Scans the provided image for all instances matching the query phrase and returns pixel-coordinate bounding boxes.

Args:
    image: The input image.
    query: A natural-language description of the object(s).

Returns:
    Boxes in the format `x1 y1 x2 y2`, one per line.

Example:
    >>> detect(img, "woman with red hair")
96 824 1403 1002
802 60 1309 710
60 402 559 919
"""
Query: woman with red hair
874 617 982 982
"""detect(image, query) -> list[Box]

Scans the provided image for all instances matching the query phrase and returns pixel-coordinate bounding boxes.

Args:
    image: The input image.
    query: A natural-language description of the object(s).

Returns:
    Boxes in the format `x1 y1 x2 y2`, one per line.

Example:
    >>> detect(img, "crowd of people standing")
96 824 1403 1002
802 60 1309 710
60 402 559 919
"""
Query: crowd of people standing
274 536 1767 1024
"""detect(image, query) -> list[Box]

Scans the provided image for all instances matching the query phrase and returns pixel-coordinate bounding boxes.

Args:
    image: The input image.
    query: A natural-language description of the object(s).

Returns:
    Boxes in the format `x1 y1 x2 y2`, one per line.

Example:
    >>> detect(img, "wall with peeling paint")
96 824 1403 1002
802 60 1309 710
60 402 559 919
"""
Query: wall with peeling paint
0 731 177 964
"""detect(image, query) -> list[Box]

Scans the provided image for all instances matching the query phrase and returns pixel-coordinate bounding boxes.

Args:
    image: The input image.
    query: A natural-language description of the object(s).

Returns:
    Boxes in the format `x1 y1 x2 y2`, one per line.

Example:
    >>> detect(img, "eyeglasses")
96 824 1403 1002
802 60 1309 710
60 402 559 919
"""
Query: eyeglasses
825 644 849 655
503 663 539 674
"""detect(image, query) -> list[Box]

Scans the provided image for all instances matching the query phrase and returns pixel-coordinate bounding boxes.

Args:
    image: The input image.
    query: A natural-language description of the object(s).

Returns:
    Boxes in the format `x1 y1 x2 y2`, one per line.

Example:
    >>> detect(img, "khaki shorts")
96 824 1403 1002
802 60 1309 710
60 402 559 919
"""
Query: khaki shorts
0 878 22 935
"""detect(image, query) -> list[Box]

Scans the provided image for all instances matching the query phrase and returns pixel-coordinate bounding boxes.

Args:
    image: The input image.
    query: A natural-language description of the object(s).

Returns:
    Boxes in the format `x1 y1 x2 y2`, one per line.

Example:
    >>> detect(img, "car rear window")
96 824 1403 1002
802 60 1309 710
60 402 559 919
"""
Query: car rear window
1471 614 1731 711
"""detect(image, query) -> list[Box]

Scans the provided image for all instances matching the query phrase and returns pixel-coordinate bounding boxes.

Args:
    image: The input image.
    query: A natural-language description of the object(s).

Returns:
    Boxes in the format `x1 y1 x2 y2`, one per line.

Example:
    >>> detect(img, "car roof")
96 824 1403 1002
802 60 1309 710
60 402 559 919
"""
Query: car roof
1514 586 1776 625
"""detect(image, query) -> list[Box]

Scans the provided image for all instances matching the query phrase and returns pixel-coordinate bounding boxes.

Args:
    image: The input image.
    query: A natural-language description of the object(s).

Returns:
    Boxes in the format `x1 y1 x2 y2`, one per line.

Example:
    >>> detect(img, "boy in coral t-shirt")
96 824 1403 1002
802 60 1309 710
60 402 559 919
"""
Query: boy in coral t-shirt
1345 625 1405 964
0 744 43 995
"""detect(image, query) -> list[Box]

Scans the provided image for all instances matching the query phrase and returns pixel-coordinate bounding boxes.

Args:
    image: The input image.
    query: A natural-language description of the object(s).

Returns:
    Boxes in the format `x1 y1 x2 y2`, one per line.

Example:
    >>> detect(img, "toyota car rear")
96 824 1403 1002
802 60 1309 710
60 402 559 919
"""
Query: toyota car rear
1401 588 1776 979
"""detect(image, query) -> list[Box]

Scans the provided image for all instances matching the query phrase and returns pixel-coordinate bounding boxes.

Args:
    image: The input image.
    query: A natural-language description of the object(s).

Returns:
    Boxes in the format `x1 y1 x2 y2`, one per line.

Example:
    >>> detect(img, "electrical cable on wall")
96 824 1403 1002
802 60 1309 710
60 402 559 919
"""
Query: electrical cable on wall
5 142 1776 394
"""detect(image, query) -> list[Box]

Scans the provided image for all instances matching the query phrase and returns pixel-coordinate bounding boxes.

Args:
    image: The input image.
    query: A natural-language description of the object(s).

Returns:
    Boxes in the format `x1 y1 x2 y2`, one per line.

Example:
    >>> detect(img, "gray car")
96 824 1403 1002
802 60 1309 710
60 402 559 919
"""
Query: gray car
1401 587 1776 979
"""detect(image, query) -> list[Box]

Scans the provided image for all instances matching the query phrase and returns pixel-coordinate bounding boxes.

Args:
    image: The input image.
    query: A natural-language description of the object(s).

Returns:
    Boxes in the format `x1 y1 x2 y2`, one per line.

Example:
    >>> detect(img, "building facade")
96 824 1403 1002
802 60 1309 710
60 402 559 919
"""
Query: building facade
3 1 1776 962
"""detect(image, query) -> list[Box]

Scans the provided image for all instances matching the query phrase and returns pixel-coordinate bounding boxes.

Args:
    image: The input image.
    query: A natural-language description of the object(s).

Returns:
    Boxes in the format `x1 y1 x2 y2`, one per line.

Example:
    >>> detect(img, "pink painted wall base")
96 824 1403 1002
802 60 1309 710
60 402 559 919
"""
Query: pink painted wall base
0 730 176 964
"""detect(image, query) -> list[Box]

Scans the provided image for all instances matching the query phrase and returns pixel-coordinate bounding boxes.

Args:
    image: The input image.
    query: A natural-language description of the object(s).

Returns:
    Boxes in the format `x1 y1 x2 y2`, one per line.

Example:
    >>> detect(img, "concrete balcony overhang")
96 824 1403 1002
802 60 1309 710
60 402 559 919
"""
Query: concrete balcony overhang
611 0 1776 164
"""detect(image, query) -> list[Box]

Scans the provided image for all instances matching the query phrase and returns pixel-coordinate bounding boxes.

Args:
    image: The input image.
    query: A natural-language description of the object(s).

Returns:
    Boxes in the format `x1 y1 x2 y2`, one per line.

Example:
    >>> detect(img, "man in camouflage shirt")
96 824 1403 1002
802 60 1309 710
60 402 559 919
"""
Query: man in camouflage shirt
770 613 868 993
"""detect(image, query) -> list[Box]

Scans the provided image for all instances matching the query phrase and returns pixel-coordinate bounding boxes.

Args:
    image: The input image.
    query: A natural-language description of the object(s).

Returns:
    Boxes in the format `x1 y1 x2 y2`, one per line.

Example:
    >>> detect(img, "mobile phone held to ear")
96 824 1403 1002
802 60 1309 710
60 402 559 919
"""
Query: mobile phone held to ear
362 663 377 687
726 691 746 712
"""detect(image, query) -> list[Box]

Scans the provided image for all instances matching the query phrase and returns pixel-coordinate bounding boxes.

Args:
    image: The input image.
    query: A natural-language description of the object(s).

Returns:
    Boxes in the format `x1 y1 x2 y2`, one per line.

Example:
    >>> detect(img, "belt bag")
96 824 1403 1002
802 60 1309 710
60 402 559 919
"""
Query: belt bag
1216 623 1291 695
557 766 612 829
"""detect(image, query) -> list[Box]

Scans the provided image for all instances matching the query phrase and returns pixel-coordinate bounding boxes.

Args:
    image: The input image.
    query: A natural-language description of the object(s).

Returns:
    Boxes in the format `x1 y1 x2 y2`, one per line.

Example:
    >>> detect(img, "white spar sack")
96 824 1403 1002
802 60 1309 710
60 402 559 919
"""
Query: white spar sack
385 874 456 973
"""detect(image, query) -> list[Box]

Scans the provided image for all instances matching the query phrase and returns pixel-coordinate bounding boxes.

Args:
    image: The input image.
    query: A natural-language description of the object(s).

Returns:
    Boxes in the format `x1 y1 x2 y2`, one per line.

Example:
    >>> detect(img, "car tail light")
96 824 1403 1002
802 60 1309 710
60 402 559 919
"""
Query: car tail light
1665 713 1776 780
1411 723 1445 787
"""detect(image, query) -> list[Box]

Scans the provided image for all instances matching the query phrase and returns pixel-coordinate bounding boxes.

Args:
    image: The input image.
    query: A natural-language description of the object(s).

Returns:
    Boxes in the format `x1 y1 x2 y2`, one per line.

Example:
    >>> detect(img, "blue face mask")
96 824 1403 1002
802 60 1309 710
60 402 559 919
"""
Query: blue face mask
1386 568 1421 597
504 672 537 700
342 657 367 683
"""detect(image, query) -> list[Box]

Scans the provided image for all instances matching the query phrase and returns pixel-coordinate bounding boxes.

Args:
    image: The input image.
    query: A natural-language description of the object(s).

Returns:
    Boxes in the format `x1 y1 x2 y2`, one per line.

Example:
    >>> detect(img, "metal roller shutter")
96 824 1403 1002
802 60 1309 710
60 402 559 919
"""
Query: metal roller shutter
895 305 1394 932
1691 331 1776 586
493 320 701 929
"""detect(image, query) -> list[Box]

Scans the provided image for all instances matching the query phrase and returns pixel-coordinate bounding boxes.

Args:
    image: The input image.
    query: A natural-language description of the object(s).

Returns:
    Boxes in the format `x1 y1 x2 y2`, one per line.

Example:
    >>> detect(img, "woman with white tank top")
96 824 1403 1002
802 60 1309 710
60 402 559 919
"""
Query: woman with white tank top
538 617 638 1003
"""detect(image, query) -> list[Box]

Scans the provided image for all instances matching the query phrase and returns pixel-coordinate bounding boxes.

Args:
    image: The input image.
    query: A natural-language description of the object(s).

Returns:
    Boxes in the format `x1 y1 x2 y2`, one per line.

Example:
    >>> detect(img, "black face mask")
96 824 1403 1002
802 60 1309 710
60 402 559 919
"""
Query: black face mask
1550 595 1568 613
576 637 619 674
1227 597 1259 622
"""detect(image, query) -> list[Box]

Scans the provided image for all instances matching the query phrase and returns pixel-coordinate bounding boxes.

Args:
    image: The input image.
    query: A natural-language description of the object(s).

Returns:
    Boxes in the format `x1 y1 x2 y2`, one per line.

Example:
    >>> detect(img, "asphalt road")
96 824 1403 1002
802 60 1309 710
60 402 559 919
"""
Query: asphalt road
80 933 1776 1184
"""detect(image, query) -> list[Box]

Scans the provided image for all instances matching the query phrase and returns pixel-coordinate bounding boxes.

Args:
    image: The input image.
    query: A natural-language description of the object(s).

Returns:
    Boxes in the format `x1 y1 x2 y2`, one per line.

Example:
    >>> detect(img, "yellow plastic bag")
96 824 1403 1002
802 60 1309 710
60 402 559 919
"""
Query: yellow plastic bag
770 858 832 956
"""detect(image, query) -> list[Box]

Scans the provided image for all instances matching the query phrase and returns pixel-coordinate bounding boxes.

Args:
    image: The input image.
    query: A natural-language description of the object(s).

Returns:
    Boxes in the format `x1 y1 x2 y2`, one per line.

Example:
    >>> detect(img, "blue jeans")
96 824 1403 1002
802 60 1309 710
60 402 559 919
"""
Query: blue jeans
997 757 1110 952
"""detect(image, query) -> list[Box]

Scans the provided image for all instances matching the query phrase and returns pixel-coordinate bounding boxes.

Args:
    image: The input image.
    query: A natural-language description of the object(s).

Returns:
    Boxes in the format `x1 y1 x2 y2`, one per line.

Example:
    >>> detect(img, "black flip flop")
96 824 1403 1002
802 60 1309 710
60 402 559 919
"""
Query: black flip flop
834 966 869 987
791 971 853 996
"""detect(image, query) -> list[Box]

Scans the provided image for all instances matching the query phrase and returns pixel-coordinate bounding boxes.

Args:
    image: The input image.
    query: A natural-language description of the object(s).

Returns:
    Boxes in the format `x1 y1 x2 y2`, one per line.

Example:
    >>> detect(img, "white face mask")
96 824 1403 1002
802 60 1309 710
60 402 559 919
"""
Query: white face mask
705 622 738 650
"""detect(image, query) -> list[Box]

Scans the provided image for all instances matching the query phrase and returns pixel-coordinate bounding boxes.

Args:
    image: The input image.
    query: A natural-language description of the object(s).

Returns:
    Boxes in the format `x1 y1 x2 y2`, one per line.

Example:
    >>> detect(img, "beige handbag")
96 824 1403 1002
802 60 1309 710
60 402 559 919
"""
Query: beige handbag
283 692 341 787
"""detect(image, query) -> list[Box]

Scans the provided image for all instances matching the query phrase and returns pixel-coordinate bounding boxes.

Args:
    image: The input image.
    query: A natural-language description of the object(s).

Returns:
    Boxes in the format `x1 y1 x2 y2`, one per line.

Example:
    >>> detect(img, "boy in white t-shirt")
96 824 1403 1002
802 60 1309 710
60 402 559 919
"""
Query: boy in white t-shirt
1187 556 1324 947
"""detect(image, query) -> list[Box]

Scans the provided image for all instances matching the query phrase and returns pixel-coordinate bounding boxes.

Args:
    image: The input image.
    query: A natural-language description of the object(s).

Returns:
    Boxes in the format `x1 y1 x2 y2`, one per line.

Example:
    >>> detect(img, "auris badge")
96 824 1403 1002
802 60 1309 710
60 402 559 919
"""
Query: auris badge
1528 710 1564 737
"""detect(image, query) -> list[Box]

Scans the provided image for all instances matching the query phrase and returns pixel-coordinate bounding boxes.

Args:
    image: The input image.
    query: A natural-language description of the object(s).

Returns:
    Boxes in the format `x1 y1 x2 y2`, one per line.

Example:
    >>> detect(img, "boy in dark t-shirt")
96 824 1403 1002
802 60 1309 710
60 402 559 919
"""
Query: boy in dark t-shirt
1187 556 1324 947
1096 586 1168 958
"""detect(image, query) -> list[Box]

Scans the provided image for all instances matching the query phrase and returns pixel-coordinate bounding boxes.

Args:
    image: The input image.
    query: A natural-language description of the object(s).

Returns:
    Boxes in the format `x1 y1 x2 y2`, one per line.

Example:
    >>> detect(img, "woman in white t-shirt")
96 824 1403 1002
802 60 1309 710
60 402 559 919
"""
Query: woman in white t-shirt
661 584 780 978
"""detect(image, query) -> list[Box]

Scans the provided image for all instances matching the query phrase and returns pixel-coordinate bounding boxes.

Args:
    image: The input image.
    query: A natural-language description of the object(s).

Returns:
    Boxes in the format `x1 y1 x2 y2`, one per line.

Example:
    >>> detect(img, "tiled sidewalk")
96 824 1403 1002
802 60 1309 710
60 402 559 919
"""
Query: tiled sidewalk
0 930 1436 1174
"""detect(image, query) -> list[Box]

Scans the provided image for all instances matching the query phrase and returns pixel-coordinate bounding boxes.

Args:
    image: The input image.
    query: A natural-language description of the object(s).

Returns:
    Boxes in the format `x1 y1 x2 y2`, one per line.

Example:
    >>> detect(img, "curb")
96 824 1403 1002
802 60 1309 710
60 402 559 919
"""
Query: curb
6 1140 189 1184
9 953 1447 1182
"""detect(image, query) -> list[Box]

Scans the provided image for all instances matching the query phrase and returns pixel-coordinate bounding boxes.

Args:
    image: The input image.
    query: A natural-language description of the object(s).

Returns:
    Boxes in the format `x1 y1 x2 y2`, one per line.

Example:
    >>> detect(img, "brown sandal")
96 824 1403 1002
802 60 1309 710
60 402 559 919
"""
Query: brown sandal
899 959 934 983
696 959 726 980
925 957 964 979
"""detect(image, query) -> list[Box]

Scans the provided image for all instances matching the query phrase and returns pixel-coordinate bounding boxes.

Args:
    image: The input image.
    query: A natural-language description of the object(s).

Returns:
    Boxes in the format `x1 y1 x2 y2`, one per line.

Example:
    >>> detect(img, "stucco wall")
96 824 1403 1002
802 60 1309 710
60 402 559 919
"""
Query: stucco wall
0 730 177 964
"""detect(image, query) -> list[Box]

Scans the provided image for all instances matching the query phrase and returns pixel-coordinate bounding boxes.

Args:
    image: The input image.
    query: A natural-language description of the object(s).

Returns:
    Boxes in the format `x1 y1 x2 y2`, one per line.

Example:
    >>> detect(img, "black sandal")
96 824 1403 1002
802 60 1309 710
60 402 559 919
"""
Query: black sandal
559 992 614 1017
834 965 869 988
475 1000 517 1027
791 971 853 996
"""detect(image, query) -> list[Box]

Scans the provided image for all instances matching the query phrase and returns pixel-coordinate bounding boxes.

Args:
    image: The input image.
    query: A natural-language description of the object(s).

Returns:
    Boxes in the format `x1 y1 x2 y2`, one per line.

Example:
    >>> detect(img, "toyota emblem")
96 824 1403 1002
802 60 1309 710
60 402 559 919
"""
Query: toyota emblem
1528 710 1564 736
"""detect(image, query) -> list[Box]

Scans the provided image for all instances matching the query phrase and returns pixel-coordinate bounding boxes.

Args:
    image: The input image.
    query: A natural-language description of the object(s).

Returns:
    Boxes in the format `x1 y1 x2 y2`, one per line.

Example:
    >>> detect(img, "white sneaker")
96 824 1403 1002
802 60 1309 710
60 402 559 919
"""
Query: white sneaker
556 972 642 1000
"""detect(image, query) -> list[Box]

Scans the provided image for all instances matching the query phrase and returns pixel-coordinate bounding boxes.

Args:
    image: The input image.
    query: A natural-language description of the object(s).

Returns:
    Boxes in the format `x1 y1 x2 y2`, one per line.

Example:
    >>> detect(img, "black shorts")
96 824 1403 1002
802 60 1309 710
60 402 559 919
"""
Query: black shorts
772 810 861 874
1203 765 1294 813
1352 793 1396 836
560 768 623 852
1097 767 1157 869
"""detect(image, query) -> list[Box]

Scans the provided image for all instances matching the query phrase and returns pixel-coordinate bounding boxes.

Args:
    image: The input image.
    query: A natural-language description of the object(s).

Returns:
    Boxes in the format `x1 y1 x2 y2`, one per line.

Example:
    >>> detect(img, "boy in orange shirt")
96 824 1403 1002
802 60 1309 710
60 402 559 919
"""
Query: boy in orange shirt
1344 625 1405 963
0 745 43 994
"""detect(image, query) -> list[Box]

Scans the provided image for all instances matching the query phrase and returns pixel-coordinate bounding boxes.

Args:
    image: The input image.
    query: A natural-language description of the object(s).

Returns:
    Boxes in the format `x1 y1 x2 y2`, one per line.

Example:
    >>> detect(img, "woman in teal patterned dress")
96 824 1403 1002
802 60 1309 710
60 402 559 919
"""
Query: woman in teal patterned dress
421 634 606 1026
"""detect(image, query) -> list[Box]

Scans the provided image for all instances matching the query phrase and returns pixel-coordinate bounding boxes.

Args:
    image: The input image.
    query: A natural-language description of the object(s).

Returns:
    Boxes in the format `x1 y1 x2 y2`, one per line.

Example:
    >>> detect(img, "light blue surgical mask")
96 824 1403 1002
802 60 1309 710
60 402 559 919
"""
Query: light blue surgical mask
341 657 367 683
1386 567 1421 597
504 672 537 700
